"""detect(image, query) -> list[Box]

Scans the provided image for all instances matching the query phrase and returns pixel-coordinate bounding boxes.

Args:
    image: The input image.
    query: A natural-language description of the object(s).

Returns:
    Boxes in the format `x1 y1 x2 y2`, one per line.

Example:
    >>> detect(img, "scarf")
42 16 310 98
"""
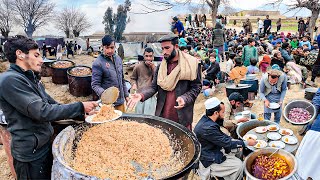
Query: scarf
157 50 198 91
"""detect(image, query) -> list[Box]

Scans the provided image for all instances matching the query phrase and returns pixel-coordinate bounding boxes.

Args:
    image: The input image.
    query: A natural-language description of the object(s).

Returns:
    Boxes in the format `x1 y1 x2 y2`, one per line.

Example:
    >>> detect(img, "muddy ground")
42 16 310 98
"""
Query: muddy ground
0 54 317 179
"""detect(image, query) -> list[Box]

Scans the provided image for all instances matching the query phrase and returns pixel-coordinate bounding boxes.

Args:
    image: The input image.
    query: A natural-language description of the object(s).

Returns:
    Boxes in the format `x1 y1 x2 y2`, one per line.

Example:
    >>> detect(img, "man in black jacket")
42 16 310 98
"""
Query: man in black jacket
194 97 254 180
263 15 272 36
0 35 97 180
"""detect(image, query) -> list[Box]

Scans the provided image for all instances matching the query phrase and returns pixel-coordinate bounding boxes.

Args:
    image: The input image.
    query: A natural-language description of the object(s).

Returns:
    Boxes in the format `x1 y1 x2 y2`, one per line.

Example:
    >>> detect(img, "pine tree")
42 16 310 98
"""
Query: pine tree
103 0 131 41
102 7 115 36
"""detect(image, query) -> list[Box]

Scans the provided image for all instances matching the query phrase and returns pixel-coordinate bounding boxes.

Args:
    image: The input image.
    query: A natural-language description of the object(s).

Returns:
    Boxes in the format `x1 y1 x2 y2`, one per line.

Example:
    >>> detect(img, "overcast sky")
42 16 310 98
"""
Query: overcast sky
10 0 298 37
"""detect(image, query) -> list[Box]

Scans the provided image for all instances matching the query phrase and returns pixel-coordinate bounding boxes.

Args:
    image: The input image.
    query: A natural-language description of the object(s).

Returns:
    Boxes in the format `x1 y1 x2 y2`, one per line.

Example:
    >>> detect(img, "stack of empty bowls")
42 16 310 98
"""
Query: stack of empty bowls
67 66 92 97
51 60 75 84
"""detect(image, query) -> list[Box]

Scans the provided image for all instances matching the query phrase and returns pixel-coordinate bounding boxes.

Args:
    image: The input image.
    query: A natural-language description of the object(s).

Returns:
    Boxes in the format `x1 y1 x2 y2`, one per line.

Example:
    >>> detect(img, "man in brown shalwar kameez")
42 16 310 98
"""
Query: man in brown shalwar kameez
128 34 202 130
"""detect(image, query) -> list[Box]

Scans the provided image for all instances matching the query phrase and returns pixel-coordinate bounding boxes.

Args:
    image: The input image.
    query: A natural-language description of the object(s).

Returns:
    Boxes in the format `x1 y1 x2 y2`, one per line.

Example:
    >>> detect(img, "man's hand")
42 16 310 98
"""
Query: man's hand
127 93 142 109
237 117 249 123
279 101 283 106
145 61 154 68
131 84 138 93
82 101 98 113
125 97 130 103
264 99 270 108
247 139 257 146
174 97 185 109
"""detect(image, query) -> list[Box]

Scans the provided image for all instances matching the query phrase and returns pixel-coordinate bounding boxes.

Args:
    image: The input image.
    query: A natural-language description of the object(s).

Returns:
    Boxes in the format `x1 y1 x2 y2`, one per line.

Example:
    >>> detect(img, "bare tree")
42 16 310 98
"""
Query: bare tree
72 10 91 37
56 8 73 38
136 0 229 27
56 7 91 38
13 0 55 37
221 6 237 16
188 4 210 14
272 0 320 39
0 0 14 38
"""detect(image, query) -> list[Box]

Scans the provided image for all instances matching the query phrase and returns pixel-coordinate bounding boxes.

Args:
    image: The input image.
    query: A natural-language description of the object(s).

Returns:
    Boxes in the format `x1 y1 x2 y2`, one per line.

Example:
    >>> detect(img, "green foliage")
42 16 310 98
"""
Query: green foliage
103 7 115 36
103 0 131 42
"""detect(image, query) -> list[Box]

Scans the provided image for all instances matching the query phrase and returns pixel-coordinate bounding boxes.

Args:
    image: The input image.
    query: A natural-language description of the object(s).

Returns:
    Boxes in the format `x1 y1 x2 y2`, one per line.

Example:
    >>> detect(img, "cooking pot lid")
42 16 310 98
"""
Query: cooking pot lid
305 88 318 93
226 84 252 89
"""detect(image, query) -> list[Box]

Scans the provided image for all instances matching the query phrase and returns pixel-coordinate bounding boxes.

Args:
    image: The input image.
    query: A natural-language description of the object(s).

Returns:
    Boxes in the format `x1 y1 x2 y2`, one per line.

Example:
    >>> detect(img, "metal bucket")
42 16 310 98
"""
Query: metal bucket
304 88 318 100
283 100 317 125
51 60 75 84
51 114 201 179
67 66 92 97
40 59 56 77
244 148 298 180
226 84 251 100
236 120 277 140
240 79 259 93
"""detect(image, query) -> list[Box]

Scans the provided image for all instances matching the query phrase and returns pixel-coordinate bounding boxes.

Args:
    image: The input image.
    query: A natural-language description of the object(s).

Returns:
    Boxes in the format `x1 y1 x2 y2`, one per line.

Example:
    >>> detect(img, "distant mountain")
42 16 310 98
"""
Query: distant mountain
257 4 311 17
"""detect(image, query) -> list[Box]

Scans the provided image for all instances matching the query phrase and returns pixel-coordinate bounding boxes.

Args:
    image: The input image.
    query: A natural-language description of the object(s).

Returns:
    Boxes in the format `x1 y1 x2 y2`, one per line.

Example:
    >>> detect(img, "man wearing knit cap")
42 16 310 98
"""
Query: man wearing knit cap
194 97 250 180
259 69 287 123
128 34 202 130
91 35 129 112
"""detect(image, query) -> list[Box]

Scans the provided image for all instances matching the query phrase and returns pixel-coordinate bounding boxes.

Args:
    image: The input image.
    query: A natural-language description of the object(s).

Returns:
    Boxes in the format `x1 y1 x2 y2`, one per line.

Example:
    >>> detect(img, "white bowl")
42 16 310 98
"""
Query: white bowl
269 102 280 109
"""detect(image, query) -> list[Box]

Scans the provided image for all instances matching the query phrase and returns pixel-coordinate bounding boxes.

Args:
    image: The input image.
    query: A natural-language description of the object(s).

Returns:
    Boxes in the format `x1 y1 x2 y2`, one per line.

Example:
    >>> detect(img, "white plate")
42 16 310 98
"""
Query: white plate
85 110 122 124
254 140 268 149
269 141 286 149
267 125 280 132
282 135 298 145
267 132 282 140
235 115 243 121
269 102 280 109
255 126 268 133
243 134 258 141
279 128 294 136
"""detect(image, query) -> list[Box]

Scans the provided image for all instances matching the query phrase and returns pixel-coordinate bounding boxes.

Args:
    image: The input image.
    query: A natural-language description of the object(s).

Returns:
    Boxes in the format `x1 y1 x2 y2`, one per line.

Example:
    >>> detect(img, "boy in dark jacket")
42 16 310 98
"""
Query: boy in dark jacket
0 35 97 180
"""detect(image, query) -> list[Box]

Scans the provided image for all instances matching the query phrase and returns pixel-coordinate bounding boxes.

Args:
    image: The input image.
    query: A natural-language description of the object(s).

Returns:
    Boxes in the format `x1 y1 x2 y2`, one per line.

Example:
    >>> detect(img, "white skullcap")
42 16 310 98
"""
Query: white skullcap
205 97 221 110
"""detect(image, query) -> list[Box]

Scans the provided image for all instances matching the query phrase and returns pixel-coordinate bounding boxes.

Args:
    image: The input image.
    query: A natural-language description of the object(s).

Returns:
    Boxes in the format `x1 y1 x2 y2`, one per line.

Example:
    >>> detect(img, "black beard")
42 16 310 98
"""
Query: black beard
164 49 177 62
232 104 237 109
216 117 224 126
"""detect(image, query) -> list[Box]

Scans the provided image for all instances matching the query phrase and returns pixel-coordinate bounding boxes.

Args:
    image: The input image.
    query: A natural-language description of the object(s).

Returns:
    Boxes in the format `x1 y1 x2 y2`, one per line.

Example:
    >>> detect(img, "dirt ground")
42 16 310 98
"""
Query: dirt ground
0 53 317 179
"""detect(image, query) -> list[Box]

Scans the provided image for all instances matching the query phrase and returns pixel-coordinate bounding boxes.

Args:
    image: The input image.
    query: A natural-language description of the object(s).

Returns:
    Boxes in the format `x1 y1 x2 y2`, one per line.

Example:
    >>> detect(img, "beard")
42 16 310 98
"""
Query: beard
232 104 237 109
164 49 177 62
216 117 224 126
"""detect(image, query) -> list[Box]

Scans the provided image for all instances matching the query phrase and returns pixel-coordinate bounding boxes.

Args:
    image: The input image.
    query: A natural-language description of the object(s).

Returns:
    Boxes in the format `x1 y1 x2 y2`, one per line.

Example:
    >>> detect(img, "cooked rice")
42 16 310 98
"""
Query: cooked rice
92 105 119 122
71 120 184 179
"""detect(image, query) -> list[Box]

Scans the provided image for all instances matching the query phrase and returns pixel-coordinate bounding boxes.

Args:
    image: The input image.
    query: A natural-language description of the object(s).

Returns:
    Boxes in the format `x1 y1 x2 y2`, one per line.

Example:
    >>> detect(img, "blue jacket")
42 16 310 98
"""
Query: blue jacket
174 20 184 34
312 88 320 132
280 48 293 63
91 54 129 106
194 115 244 167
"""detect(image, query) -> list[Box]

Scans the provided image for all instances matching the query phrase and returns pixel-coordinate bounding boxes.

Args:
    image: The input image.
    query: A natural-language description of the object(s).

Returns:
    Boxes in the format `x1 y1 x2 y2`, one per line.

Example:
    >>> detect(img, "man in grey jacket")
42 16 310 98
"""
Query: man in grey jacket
0 35 97 179
91 35 129 112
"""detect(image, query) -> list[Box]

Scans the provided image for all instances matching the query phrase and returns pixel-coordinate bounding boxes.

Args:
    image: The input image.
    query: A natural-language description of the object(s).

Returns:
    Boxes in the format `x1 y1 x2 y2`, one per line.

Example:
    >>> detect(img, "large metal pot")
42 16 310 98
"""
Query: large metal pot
237 120 277 141
67 66 92 97
240 79 259 93
226 84 251 100
283 100 317 125
244 148 298 180
51 60 75 84
304 88 318 101
52 114 201 179
40 58 56 77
